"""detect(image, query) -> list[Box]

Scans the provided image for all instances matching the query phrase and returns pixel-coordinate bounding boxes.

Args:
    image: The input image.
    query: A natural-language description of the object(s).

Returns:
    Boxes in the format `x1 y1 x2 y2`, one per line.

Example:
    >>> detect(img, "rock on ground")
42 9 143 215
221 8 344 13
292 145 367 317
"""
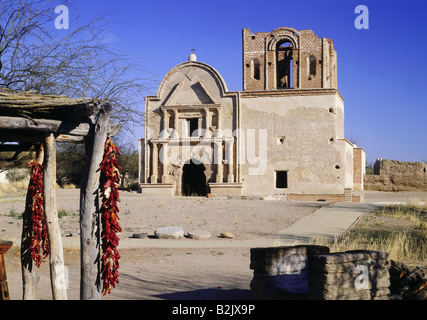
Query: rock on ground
154 226 184 239
187 230 211 240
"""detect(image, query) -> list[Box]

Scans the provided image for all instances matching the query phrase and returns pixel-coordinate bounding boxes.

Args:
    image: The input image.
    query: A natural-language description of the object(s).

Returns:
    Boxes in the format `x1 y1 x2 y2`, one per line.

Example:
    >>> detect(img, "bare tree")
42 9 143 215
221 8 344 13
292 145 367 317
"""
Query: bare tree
0 0 150 132
56 134 139 188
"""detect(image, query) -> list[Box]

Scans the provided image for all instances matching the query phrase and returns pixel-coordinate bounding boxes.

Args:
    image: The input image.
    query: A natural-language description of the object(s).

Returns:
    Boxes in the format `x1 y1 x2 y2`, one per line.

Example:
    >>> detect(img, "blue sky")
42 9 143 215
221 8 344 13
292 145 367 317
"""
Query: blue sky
73 0 427 164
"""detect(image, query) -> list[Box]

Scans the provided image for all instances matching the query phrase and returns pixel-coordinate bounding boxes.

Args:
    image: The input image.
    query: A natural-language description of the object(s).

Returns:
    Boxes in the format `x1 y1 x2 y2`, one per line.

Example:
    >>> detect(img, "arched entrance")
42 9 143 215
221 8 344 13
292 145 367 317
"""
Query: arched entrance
182 160 207 196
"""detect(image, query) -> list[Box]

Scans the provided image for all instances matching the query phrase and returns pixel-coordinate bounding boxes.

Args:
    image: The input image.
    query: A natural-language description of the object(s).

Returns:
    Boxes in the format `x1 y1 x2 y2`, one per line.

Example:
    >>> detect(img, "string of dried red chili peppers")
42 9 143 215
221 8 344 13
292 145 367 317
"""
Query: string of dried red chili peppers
28 160 49 268
99 137 122 295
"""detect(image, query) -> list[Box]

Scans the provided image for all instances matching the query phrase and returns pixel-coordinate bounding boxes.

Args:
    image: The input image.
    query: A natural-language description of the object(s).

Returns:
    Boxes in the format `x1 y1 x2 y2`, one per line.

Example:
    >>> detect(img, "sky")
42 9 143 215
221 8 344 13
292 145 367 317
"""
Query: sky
70 0 427 164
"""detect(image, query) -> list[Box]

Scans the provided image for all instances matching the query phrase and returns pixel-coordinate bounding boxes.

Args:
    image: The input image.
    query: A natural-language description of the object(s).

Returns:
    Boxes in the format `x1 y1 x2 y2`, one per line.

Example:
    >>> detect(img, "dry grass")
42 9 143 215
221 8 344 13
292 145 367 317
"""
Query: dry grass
59 183 76 189
0 181 28 198
0 181 76 198
311 199 427 268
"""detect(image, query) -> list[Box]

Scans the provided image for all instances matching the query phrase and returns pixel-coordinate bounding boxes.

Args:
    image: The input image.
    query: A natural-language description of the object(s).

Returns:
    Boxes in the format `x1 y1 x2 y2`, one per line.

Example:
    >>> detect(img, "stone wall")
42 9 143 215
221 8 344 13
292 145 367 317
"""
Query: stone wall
250 245 330 299
374 159 426 176
364 159 427 191
250 246 391 300
308 250 390 300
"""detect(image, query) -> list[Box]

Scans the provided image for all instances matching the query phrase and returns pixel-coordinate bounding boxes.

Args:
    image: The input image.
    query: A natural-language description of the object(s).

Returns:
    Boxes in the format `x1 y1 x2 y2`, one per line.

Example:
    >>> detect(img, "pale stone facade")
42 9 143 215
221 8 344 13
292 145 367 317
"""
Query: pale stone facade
138 27 365 201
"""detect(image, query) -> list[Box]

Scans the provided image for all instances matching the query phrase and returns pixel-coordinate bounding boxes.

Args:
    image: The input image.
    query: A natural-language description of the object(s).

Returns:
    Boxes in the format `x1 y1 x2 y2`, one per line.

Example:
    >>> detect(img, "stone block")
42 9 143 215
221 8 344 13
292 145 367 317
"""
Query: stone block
308 250 391 300
154 226 184 239
187 230 211 240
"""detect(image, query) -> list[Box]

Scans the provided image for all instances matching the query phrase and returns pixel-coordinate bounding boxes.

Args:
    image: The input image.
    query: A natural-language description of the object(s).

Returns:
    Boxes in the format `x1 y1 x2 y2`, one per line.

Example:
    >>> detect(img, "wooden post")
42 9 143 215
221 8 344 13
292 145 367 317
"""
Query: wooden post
79 103 112 300
43 133 68 300
21 144 43 300
0 240 13 300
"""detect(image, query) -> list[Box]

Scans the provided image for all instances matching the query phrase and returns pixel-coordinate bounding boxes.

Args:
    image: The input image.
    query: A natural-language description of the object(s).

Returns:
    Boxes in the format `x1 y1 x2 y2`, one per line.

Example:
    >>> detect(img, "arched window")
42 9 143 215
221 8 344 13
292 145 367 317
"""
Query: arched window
309 55 316 76
252 59 260 80
276 41 293 88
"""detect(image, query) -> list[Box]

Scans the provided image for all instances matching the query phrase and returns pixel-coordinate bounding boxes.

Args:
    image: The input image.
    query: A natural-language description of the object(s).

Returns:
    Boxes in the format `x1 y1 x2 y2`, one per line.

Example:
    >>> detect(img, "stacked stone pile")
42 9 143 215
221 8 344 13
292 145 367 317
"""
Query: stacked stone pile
250 245 329 299
308 250 390 300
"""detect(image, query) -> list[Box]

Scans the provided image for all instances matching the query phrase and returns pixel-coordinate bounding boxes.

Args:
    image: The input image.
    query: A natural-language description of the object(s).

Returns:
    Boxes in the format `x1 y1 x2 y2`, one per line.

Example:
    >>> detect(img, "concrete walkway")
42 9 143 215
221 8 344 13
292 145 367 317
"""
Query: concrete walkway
62 202 381 249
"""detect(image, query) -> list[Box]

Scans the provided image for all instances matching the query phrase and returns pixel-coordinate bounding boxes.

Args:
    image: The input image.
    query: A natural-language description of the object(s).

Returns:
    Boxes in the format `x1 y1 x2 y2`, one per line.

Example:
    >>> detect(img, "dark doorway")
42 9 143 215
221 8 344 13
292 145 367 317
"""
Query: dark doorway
276 171 288 189
182 161 207 196
187 118 199 137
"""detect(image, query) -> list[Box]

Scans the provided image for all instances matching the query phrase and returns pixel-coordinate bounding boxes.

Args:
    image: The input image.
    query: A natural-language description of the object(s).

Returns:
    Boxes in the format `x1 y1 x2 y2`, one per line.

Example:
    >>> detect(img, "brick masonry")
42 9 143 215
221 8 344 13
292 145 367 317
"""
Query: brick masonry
242 27 337 91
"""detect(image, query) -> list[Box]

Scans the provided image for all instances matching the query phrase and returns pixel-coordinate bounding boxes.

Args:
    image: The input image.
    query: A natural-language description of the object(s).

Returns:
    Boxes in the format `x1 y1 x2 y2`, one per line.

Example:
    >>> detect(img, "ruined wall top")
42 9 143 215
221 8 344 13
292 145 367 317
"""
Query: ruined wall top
374 159 427 176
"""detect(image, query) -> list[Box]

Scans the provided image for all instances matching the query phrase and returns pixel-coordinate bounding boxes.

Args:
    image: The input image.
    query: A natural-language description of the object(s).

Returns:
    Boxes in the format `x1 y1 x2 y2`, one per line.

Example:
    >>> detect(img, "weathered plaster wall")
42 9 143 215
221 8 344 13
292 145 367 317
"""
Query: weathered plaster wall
353 148 366 191
239 90 348 195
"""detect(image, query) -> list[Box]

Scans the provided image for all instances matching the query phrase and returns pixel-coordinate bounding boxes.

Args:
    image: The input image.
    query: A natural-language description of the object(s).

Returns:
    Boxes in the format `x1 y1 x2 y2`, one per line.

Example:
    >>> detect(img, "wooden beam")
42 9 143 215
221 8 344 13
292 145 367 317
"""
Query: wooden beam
56 124 122 143
0 117 122 143
79 103 112 300
56 134 85 143
0 116 90 135
108 123 122 138
43 133 67 300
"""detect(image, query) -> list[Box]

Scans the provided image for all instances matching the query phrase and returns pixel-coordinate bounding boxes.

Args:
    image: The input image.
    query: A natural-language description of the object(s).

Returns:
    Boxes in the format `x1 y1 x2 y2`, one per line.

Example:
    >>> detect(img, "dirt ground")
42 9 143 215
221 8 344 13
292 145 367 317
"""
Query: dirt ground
1 189 427 300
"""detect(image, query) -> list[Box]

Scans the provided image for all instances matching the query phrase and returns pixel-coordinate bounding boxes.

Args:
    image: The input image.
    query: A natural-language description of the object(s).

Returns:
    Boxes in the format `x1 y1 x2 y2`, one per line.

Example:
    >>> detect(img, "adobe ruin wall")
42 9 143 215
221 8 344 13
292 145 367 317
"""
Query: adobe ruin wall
364 159 427 191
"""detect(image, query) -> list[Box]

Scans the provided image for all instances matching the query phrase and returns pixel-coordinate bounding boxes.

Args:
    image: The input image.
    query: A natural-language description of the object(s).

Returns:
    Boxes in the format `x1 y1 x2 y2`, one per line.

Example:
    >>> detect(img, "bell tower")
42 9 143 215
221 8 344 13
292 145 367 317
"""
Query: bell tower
242 27 337 91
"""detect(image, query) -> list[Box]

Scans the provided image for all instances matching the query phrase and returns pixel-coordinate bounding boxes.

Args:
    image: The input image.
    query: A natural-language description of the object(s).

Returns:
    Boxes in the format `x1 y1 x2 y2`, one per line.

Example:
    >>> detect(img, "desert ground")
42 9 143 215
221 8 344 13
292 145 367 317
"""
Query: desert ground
1 188 427 300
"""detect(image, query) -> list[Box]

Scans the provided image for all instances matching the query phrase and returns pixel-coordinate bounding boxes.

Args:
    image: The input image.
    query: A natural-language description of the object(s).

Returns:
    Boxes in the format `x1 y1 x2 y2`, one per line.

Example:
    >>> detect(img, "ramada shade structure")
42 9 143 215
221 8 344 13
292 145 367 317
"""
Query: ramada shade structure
0 88 120 168
0 88 121 300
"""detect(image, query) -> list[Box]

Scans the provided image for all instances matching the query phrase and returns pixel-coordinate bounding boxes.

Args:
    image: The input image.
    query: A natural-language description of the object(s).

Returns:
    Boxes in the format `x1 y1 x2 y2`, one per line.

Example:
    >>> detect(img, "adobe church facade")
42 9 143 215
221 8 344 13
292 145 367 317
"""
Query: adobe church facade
138 27 365 201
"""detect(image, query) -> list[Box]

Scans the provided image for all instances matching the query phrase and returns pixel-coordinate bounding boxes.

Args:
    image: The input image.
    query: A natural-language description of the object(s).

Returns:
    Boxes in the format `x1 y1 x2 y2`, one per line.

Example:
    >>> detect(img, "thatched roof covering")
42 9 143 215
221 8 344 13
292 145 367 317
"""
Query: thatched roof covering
0 89 121 169
0 88 100 121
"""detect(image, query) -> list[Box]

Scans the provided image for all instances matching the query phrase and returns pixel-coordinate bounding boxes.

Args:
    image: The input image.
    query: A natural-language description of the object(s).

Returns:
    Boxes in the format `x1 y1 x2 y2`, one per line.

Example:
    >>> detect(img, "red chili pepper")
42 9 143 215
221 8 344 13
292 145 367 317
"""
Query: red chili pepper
100 138 122 295
27 160 49 268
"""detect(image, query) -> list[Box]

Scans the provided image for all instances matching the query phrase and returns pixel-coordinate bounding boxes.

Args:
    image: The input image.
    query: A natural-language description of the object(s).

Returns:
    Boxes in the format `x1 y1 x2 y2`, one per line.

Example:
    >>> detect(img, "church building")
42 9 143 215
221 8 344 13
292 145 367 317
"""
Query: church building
138 27 365 201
